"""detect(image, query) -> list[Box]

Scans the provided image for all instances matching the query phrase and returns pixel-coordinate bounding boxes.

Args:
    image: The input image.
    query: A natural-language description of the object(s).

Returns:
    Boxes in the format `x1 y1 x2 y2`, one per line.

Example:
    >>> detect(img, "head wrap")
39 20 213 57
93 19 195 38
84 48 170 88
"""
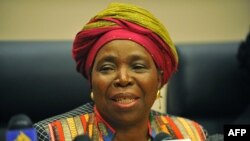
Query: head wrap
72 3 178 86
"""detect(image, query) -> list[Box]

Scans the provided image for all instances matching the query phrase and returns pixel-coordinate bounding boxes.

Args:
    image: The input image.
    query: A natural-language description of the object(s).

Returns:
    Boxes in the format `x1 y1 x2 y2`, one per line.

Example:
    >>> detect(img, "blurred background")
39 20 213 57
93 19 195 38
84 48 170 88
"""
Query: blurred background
1 0 249 111
0 0 249 139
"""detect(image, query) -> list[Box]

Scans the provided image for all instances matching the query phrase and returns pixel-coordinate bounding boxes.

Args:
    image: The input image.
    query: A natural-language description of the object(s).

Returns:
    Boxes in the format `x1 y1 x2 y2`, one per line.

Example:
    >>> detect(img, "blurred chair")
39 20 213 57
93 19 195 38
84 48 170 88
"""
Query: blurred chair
167 42 250 135
0 41 91 139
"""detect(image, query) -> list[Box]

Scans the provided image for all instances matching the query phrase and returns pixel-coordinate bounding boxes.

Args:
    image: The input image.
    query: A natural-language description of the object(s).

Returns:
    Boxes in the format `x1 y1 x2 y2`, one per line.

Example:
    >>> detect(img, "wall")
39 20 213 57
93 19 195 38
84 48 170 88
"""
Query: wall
1 0 249 43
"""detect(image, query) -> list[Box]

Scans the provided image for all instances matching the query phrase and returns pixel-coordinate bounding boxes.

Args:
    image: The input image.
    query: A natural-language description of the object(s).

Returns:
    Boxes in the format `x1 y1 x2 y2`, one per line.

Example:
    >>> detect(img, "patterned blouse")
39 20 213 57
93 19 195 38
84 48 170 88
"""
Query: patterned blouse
34 103 207 141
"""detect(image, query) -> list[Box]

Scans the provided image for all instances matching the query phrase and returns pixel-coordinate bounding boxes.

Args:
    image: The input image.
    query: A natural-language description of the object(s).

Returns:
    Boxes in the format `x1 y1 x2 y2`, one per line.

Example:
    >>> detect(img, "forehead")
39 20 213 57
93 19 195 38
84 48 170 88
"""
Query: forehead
95 40 152 59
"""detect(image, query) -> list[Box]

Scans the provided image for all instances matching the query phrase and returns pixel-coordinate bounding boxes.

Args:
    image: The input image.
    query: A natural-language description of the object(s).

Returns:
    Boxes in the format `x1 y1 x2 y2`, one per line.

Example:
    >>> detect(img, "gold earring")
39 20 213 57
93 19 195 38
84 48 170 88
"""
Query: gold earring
156 90 162 110
90 92 94 101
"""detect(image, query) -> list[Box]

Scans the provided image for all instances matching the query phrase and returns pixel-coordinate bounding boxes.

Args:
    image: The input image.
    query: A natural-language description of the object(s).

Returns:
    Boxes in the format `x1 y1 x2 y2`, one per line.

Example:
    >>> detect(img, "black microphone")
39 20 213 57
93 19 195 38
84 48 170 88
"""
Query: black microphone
206 134 224 141
6 114 37 141
154 132 192 141
154 132 172 141
73 134 91 141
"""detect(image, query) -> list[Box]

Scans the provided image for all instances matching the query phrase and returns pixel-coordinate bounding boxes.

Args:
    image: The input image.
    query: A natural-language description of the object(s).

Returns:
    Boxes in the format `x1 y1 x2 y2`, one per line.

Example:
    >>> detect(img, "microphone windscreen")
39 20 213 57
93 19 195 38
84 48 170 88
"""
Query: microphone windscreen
8 114 33 129
154 132 172 141
206 134 224 141
74 134 91 141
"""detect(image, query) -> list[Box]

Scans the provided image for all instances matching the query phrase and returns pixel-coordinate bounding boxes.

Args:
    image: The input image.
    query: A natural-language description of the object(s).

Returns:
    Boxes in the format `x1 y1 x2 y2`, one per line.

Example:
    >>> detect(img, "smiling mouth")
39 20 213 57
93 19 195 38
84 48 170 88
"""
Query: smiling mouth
111 94 139 104
113 97 136 104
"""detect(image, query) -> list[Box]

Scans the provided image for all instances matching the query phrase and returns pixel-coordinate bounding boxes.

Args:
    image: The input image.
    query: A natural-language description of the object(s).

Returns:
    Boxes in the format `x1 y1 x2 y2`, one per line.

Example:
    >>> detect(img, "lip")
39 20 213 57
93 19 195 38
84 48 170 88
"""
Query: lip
110 93 140 110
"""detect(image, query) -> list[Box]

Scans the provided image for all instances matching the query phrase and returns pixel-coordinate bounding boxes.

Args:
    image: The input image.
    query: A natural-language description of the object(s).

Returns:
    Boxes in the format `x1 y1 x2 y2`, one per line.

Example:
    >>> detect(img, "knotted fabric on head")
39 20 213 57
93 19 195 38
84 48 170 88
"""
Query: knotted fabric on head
72 3 178 86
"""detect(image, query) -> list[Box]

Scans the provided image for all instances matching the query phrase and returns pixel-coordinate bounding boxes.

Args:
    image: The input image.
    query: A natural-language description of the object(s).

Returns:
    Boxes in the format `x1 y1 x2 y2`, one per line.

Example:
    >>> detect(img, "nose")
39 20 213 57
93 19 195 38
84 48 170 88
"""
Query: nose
113 67 134 88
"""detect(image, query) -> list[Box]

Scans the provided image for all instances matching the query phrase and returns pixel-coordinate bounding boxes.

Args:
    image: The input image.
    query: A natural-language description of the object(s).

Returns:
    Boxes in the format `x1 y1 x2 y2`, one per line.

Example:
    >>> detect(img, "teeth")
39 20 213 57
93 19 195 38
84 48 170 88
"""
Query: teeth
115 98 135 104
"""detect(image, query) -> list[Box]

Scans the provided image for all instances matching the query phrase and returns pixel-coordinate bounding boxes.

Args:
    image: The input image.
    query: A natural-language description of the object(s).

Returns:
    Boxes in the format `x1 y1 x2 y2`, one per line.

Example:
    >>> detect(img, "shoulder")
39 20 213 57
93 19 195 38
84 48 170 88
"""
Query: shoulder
34 102 94 141
150 111 207 141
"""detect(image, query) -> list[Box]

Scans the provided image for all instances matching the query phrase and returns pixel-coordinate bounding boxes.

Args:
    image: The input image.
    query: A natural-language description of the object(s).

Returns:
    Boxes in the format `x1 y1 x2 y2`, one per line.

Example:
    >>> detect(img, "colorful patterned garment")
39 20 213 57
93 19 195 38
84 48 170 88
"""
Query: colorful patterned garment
34 103 207 141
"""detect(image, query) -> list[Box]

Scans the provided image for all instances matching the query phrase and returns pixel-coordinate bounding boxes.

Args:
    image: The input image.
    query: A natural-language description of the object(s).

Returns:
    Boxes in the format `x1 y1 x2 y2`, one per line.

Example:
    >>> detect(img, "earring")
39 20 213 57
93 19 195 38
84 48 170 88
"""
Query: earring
156 90 162 110
90 92 94 101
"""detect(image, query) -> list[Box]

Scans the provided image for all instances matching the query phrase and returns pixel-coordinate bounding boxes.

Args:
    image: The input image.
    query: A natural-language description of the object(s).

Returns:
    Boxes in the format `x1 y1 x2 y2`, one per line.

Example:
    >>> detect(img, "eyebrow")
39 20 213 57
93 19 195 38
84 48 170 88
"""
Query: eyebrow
99 55 116 63
129 54 148 61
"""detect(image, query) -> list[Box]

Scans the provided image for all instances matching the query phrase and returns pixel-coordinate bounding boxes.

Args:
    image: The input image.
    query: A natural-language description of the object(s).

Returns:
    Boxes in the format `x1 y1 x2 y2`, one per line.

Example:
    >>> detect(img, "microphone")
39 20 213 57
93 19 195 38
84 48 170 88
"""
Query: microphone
73 134 91 141
154 132 191 141
6 114 37 141
206 134 224 141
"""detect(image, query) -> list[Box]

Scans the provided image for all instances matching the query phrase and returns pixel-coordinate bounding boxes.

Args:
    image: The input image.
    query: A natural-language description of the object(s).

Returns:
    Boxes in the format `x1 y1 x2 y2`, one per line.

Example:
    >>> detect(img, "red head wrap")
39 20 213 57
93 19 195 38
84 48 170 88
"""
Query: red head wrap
72 4 178 86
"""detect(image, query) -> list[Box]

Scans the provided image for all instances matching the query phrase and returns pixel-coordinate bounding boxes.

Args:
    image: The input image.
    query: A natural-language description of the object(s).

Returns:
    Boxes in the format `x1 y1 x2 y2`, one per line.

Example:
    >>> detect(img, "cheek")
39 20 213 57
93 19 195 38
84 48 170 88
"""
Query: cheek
91 73 112 96
139 72 159 100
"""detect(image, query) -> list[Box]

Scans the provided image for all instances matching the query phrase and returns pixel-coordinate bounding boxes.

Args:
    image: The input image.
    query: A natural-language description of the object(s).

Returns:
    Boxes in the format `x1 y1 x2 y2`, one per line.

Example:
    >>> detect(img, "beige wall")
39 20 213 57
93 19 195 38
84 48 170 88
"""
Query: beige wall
0 0 249 43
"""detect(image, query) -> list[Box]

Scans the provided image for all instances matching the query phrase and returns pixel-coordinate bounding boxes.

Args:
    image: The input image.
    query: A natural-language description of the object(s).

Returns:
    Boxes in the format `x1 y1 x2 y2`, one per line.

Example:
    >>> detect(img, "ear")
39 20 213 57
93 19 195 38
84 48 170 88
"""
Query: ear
157 70 163 89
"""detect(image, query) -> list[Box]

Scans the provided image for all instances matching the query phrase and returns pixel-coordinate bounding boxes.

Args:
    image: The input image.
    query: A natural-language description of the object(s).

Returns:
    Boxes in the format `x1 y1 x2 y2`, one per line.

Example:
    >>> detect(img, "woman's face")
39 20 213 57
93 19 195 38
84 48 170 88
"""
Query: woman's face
91 40 161 127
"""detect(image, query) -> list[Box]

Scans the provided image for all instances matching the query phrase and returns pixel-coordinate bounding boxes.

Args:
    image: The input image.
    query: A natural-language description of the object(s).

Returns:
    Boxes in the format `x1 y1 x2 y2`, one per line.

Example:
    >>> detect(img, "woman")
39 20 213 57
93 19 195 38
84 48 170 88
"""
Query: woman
35 3 207 141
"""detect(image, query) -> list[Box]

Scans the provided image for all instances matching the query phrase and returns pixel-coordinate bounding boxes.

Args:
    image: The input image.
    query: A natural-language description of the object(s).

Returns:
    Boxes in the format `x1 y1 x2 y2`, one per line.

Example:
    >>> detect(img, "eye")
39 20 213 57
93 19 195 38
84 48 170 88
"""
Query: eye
132 63 147 73
98 63 115 74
